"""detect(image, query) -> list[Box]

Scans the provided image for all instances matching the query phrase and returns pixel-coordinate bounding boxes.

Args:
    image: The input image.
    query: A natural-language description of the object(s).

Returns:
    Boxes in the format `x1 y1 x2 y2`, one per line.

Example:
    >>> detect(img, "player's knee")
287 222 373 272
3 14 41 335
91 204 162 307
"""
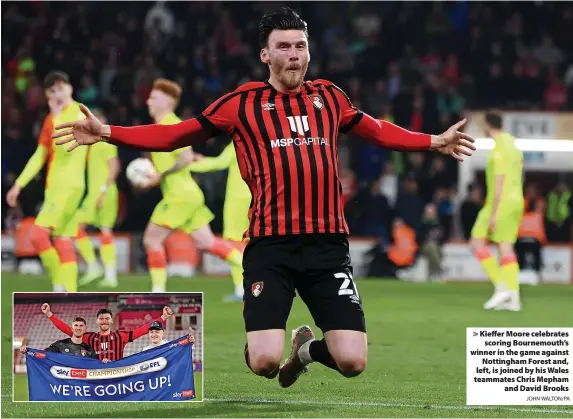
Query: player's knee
248 352 281 377
470 237 484 253
143 233 162 250
335 355 367 378
29 225 52 253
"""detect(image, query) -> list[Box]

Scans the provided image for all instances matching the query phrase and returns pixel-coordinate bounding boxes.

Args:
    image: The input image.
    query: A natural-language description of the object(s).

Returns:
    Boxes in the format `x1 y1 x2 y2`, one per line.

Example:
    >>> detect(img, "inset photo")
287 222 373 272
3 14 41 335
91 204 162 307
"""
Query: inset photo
13 292 203 402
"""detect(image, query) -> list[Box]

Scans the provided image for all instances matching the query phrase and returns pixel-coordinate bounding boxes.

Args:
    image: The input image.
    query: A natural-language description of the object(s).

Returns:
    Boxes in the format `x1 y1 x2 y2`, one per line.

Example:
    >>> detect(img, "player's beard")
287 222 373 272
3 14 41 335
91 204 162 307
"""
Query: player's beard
280 65 307 91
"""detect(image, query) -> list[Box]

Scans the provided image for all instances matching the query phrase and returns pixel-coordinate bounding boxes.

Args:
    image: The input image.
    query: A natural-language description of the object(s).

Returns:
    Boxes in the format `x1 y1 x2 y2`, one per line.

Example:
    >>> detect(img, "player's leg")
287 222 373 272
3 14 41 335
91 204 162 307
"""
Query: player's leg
243 236 296 378
97 187 119 287
76 221 103 286
490 209 523 311
470 208 503 308
76 214 104 286
186 205 243 271
34 195 69 290
28 223 61 290
143 222 172 292
280 236 367 387
53 189 86 292
222 197 250 301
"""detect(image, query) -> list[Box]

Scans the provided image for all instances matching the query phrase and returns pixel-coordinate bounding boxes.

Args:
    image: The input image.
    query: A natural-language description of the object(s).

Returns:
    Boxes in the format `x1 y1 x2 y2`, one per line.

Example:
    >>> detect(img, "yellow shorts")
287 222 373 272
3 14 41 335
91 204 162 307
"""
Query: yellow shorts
151 199 214 234
77 186 119 229
471 204 523 244
222 197 251 241
35 188 85 237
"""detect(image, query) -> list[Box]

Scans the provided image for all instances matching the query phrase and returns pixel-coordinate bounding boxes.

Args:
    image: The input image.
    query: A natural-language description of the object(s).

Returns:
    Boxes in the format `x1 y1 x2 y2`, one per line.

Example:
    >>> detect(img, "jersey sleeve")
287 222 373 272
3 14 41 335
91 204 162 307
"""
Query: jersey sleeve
48 315 73 337
15 145 48 188
328 83 431 151
198 92 238 136
328 84 364 133
190 142 234 173
120 316 164 342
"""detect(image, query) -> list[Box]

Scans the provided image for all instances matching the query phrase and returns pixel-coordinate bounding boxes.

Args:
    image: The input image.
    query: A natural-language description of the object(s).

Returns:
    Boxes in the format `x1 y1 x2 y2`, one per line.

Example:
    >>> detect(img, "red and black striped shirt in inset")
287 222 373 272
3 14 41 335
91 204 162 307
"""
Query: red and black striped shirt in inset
108 79 432 238
199 80 366 238
84 331 133 362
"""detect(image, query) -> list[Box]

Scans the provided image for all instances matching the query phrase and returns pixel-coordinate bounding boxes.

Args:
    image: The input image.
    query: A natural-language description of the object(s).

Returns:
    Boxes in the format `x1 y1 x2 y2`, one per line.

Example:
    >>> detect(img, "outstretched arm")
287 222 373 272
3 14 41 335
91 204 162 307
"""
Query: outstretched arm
123 306 174 342
104 118 218 152
54 93 238 152
15 145 48 189
190 142 234 173
329 83 475 161
48 314 73 337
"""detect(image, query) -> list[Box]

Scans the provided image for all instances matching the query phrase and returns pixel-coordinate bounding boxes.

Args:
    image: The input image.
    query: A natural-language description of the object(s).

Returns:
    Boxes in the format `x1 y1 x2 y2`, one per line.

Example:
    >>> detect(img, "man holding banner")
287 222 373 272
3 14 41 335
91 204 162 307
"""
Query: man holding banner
25 335 196 401
142 323 195 351
20 317 99 359
42 303 173 361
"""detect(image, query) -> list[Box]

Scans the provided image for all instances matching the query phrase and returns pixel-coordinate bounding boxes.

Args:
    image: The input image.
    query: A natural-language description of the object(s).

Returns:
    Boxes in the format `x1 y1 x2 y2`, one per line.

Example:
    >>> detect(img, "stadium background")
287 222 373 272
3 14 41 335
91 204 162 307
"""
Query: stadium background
12 292 203 401
2 1 572 282
1 1 573 418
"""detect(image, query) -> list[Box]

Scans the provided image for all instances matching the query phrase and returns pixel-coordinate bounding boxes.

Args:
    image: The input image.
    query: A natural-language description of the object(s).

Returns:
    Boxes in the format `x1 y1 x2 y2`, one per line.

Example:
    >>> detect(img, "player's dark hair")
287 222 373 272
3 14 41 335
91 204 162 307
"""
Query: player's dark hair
258 7 308 48
485 112 502 129
72 317 86 325
43 71 70 90
96 309 113 318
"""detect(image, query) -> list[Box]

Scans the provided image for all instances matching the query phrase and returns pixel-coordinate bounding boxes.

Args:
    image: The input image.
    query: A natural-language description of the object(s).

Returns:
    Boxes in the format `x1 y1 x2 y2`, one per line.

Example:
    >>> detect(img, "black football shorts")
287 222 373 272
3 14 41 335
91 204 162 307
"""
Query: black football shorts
242 234 366 333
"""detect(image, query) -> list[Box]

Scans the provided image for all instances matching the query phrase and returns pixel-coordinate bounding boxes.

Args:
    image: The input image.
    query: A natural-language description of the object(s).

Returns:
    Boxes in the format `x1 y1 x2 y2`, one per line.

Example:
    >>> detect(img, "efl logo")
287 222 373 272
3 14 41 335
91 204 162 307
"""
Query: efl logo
71 369 87 378
182 390 195 398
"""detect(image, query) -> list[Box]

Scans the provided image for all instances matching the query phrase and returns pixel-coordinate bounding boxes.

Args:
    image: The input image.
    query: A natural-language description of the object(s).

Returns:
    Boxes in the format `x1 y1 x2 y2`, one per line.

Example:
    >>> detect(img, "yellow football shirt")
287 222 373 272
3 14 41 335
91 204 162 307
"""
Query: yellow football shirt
485 132 524 210
49 101 88 191
151 113 205 202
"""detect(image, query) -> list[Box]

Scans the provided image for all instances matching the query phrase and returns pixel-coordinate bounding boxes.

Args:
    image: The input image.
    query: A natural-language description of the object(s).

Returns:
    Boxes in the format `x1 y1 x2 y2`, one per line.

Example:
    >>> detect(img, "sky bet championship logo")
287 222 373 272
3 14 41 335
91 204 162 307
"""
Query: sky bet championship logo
270 115 329 149
50 358 167 380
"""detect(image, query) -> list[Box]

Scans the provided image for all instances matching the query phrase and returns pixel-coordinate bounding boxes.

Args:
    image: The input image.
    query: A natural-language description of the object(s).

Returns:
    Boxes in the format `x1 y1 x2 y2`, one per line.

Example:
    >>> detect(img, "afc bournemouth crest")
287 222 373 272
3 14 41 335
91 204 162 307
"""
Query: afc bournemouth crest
81 349 87 356
308 94 324 110
252 282 264 297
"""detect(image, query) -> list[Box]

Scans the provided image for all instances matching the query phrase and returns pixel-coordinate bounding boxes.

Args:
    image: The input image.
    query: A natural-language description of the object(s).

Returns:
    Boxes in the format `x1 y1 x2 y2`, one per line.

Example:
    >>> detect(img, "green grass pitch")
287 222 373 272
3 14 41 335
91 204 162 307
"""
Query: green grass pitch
2 274 573 418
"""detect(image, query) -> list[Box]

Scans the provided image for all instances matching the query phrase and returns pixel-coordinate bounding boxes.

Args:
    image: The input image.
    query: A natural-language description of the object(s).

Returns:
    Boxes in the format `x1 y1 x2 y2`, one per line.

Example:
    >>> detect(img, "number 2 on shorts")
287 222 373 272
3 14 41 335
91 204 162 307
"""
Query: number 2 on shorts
335 272 359 297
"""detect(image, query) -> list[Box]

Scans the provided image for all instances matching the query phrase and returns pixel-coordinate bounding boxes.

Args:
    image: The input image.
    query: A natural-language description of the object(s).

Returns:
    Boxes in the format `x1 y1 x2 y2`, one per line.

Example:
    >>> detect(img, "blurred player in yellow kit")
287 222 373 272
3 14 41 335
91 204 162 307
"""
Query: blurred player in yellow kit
75 109 121 288
5 71 87 292
470 112 524 311
141 78 243 293
191 142 252 301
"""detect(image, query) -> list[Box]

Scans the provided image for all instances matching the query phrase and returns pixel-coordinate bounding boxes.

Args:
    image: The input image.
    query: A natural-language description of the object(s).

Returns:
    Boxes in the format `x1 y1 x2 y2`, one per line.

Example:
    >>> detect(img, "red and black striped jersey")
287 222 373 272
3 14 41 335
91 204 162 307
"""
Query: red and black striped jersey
83 331 132 361
108 79 431 238
198 80 364 238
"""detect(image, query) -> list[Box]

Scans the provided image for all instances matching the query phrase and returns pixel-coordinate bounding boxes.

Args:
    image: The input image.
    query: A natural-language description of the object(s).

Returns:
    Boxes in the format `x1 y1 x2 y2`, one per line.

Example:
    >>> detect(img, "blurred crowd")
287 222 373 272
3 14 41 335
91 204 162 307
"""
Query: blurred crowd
2 1 573 240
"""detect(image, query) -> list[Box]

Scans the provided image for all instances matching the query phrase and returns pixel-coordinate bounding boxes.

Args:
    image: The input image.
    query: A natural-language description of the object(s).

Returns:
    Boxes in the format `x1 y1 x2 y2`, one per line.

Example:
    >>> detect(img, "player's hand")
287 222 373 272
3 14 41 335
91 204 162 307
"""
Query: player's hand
162 306 174 320
102 358 110 363
41 303 52 317
188 329 195 343
6 184 21 208
20 346 27 354
192 153 204 162
53 104 106 151
431 119 476 162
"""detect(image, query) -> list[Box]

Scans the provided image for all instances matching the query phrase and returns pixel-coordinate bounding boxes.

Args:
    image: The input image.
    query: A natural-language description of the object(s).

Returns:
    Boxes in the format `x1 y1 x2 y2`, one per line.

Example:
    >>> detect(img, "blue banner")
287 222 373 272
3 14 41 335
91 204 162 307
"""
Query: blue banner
26 335 195 401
